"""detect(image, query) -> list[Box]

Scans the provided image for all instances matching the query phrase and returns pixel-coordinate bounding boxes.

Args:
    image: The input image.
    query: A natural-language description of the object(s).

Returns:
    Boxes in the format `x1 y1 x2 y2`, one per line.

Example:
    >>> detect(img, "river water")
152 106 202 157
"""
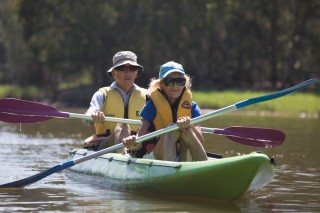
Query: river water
0 112 319 212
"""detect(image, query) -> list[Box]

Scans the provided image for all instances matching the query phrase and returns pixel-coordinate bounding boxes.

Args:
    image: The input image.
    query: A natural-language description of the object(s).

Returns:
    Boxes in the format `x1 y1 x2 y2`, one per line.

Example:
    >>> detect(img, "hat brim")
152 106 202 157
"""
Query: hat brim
160 69 185 79
107 60 144 77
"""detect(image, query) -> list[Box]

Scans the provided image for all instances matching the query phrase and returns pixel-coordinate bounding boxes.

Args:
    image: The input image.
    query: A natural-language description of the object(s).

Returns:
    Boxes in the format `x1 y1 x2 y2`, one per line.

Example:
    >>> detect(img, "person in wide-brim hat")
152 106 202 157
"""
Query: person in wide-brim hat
107 51 144 77
84 51 147 153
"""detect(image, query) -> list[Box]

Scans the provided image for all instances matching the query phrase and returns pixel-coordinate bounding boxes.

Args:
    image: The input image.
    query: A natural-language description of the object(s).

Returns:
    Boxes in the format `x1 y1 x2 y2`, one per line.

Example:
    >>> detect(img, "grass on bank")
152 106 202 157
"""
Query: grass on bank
0 85 319 115
193 90 319 115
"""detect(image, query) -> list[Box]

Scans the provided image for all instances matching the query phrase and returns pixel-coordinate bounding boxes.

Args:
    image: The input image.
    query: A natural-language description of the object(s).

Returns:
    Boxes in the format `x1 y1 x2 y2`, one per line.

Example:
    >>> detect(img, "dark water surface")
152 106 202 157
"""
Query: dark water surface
0 113 319 212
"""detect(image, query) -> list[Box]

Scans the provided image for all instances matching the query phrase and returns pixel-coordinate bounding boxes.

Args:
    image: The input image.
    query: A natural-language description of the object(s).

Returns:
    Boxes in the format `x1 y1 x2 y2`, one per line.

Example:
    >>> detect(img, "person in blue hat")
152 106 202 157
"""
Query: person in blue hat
123 61 208 161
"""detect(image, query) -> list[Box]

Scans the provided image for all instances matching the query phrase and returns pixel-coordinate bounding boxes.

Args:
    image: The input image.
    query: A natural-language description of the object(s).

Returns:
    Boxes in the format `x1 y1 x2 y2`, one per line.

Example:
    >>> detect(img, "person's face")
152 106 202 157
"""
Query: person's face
162 73 186 101
112 63 138 88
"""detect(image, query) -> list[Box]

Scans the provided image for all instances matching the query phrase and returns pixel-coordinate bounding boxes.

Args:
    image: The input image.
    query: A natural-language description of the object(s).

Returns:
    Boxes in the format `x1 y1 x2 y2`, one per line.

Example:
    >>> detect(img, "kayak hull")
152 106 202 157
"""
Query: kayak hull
67 149 274 201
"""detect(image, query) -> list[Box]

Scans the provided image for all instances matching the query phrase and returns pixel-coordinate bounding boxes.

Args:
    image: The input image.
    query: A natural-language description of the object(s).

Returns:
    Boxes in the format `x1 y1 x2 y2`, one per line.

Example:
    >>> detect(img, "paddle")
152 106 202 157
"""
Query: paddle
84 126 285 148
0 98 140 125
0 97 285 147
0 79 317 124
202 126 285 147
0 78 317 188
0 98 286 147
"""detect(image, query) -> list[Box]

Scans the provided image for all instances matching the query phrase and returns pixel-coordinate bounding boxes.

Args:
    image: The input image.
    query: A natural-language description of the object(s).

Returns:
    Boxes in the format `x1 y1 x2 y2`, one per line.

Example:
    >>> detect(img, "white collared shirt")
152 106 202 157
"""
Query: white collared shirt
87 82 136 112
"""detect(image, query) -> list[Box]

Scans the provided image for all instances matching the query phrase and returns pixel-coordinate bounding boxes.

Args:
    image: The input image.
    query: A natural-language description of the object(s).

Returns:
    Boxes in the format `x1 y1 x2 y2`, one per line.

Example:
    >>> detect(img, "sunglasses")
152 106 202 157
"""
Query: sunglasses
115 65 138 71
163 78 186 86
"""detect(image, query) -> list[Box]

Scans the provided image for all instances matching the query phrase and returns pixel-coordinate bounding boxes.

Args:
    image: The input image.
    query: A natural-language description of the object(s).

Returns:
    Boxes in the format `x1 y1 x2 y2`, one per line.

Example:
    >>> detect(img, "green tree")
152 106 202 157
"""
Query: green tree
0 0 318 103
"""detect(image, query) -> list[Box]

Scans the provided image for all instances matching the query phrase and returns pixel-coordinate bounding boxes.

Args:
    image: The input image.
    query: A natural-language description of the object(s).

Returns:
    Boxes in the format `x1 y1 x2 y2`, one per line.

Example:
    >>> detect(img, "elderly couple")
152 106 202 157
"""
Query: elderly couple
84 51 208 162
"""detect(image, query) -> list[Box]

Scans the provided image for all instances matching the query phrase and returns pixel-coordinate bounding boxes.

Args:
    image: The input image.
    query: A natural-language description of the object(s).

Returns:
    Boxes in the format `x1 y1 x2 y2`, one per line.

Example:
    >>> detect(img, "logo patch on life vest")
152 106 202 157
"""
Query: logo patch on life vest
181 101 191 109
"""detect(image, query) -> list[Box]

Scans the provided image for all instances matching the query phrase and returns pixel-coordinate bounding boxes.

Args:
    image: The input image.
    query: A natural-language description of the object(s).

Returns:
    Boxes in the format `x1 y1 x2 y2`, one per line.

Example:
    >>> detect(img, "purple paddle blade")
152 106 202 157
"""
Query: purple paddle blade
0 98 69 123
226 135 284 148
0 112 53 123
226 126 285 141
214 126 286 148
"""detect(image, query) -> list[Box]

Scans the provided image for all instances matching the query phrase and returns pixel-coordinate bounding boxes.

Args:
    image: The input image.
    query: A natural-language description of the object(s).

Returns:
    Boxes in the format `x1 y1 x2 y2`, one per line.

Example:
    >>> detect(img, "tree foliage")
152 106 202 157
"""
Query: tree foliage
0 0 319 101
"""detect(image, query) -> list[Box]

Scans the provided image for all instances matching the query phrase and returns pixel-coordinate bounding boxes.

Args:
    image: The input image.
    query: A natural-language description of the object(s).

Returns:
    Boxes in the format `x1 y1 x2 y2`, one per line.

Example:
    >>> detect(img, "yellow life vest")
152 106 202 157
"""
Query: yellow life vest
94 86 147 136
150 89 192 130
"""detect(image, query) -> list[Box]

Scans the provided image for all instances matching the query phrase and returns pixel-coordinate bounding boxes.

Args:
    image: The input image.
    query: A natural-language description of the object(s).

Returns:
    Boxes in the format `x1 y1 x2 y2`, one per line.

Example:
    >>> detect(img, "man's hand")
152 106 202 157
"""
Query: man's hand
91 111 105 123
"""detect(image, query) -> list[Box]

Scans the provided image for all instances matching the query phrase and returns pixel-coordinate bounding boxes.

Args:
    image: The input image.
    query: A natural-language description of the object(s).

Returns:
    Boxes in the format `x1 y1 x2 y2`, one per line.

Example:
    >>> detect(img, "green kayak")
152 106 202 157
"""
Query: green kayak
67 149 274 201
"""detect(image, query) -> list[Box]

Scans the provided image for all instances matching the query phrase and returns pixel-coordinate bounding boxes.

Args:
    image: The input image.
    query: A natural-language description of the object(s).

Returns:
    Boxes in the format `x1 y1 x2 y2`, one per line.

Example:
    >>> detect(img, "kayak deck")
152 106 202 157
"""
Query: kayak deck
67 149 274 201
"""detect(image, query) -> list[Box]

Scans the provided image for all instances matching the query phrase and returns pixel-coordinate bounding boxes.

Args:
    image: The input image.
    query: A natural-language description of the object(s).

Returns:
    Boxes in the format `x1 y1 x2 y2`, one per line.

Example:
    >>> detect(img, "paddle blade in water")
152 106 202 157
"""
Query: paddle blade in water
0 161 75 188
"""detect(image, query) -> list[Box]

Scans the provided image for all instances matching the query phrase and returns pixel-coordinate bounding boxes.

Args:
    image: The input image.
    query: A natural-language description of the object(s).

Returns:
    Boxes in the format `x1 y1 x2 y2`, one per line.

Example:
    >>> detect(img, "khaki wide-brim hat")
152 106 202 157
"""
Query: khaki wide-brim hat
107 51 144 77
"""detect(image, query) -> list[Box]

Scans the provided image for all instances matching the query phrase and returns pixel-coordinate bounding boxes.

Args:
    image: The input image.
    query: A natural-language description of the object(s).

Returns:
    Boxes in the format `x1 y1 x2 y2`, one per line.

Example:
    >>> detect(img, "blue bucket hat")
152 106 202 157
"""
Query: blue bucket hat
159 61 185 79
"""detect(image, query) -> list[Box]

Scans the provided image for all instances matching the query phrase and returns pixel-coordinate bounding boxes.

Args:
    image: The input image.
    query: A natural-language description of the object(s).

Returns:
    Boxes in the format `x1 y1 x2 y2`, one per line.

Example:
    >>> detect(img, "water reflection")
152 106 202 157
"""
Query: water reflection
0 114 319 212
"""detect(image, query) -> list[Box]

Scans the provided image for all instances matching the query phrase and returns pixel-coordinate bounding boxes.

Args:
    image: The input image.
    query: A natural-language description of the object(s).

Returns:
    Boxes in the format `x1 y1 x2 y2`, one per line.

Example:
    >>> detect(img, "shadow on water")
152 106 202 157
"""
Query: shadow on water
0 183 241 213
64 170 242 212
0 112 319 212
